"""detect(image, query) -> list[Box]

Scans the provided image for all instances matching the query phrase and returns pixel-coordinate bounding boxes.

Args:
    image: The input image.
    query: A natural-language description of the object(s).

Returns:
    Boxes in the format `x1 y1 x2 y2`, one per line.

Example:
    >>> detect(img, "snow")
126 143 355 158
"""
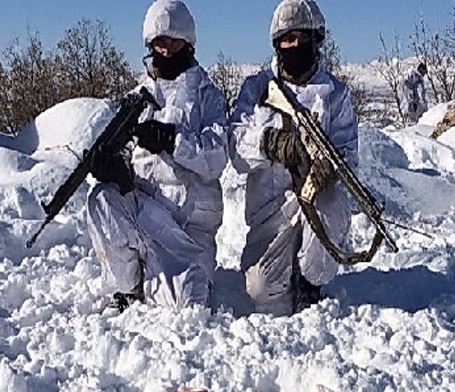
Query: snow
1 70 455 392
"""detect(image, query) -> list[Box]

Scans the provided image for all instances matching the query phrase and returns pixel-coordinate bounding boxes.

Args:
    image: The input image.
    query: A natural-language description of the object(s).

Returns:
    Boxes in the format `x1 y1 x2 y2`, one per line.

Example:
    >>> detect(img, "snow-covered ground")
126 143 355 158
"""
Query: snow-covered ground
1 76 455 392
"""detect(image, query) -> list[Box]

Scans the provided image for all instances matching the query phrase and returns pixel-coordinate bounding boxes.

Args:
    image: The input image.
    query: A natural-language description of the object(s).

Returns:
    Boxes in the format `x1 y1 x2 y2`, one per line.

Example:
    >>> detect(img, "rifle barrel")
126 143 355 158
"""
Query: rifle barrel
25 88 158 248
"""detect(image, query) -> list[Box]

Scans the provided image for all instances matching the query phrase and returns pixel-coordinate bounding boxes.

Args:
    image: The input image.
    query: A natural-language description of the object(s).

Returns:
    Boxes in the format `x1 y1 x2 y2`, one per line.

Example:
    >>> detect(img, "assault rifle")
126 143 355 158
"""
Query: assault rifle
262 78 398 264
26 87 161 248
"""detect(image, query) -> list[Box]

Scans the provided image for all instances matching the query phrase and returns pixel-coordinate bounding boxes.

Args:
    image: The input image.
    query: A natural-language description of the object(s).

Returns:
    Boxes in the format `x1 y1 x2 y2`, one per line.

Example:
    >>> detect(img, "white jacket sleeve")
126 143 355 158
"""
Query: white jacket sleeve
173 84 228 181
328 81 359 170
229 73 282 174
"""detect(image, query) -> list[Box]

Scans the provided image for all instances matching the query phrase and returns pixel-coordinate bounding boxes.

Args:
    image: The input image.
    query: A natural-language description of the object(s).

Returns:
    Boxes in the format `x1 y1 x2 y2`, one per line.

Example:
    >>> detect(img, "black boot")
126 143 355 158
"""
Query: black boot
109 265 145 313
291 261 322 314
110 292 143 313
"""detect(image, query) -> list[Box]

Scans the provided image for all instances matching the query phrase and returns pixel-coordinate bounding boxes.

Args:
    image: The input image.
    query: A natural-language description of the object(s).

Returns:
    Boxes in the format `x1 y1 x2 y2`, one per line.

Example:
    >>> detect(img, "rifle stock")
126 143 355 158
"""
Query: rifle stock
263 78 398 264
26 87 160 248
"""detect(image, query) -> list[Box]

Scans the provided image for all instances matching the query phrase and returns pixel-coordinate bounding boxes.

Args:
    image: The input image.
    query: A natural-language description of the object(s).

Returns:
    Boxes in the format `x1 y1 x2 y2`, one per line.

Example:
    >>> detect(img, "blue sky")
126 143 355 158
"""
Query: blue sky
0 0 453 70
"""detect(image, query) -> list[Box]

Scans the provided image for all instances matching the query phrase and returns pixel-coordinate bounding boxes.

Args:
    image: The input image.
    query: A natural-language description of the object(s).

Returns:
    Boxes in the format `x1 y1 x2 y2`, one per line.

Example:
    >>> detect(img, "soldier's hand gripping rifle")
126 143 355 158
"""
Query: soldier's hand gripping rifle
26 87 161 249
263 78 398 265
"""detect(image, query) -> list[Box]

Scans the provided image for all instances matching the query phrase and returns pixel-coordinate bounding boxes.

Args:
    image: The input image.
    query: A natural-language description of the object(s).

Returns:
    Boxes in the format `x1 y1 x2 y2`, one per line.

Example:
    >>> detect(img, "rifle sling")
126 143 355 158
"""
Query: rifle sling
279 113 384 265
289 167 384 265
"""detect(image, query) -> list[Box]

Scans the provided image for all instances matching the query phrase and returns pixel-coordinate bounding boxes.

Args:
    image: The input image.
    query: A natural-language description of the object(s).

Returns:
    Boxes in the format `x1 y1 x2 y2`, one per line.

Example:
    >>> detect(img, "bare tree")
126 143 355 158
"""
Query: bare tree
372 32 406 125
208 52 243 115
0 33 59 133
322 30 368 121
411 18 455 103
322 29 341 75
0 19 137 134
0 62 10 132
55 19 136 101
260 54 273 72
347 77 369 123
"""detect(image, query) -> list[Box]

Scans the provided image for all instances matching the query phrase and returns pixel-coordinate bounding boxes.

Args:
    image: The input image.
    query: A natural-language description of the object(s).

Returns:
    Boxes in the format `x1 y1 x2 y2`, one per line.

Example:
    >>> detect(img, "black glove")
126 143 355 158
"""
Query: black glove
263 127 310 169
89 144 134 195
309 158 337 194
133 119 176 154
119 92 141 109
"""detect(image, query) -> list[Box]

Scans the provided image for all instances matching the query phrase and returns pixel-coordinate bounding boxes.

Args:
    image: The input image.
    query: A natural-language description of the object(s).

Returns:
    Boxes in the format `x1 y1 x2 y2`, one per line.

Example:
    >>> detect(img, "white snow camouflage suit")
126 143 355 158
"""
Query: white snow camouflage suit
229 57 358 315
87 66 227 310
400 69 427 125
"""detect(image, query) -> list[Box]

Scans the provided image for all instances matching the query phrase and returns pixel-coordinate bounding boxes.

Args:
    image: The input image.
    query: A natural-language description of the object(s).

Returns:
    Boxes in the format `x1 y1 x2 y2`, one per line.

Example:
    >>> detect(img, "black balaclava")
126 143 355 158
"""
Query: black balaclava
143 42 196 80
275 31 320 85
278 41 316 77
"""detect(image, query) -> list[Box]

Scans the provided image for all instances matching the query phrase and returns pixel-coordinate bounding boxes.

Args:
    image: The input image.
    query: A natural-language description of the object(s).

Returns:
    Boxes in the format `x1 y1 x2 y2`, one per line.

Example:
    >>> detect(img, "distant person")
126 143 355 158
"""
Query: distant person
87 0 227 312
401 62 428 126
229 0 358 316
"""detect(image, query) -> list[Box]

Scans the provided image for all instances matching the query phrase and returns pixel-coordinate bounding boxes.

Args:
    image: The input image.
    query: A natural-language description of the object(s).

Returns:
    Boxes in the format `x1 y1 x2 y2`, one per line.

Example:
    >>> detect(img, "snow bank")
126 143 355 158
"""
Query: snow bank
0 96 455 391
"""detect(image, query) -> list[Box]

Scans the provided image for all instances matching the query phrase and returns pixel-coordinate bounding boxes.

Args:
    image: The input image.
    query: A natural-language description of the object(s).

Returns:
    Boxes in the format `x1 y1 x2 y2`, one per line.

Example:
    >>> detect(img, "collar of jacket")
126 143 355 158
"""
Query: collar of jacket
279 61 319 86
272 51 323 86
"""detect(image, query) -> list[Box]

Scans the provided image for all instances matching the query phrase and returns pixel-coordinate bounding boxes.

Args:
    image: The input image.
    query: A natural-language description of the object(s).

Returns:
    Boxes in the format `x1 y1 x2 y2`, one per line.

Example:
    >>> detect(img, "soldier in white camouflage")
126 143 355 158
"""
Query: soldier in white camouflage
400 63 428 126
229 0 358 316
87 0 228 313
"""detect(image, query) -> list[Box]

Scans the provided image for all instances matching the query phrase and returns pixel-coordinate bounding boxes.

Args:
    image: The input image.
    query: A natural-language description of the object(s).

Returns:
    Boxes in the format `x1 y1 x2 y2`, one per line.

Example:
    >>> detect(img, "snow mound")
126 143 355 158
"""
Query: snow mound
1 94 455 391
32 98 116 165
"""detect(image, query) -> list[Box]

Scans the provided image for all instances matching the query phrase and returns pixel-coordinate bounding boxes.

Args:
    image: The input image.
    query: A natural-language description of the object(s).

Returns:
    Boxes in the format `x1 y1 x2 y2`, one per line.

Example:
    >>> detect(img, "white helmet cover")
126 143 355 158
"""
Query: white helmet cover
143 0 196 47
270 0 325 42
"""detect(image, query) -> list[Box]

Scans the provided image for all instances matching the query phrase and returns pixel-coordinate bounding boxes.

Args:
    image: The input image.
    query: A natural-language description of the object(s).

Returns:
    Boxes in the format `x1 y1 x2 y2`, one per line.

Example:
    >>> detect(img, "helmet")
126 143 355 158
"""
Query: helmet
142 0 196 47
270 0 325 43
417 62 427 75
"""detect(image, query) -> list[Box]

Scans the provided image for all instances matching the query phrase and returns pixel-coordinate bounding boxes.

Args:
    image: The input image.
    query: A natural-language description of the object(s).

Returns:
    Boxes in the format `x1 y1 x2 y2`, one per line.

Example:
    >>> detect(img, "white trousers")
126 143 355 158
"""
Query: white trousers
243 185 350 315
87 184 210 310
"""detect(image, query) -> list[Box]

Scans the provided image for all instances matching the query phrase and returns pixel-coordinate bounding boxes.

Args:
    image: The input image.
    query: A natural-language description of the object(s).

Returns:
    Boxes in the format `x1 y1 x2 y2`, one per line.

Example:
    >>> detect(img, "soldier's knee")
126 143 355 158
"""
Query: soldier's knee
245 262 292 316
